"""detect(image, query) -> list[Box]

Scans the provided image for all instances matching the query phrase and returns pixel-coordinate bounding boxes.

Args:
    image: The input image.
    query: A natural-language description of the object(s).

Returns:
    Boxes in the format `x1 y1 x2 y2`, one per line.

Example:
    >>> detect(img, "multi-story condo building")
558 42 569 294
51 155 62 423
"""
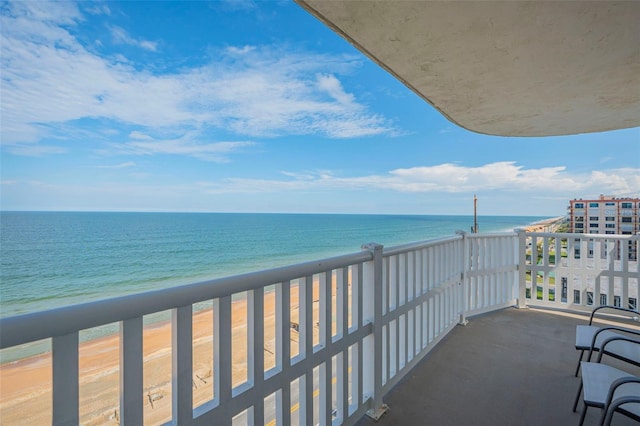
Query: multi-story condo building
568 195 640 235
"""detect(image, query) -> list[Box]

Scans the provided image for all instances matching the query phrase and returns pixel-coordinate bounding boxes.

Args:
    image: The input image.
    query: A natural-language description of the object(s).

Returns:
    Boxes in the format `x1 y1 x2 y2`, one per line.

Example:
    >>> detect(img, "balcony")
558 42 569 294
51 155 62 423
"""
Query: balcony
1 231 638 425
355 307 640 426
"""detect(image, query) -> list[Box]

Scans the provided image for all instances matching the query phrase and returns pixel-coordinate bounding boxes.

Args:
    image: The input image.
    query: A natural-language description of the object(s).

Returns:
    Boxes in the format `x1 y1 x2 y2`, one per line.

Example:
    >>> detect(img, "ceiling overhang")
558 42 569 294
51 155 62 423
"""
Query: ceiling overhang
296 1 640 137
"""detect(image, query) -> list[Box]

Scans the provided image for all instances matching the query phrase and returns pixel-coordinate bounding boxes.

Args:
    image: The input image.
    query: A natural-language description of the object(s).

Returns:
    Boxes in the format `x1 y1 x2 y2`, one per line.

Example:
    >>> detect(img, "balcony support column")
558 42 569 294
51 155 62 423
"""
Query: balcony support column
456 231 469 325
362 242 389 420
516 229 528 309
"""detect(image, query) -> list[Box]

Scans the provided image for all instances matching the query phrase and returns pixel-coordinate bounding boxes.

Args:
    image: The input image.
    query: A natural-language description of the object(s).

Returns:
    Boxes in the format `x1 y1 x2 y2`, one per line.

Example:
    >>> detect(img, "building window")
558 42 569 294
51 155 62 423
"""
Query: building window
621 202 633 208
575 223 584 229
589 216 599 221
622 217 632 223
605 231 615 234
576 216 584 222
605 202 615 206
622 231 632 235
574 203 584 209
600 294 607 306
629 298 637 310
605 224 615 228
605 216 615 221
614 295 621 307
589 202 599 207
589 223 599 228
590 230 599 234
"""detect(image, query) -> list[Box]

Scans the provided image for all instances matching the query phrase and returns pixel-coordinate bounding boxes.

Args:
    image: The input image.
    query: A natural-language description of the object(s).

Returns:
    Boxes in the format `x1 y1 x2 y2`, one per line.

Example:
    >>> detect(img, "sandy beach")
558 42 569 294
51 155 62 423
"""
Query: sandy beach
0 280 331 425
522 216 565 233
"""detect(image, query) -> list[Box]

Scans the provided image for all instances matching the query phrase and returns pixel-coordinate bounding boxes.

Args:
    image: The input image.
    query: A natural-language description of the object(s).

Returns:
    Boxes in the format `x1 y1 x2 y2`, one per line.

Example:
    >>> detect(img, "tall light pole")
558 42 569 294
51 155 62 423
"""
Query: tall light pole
473 194 478 233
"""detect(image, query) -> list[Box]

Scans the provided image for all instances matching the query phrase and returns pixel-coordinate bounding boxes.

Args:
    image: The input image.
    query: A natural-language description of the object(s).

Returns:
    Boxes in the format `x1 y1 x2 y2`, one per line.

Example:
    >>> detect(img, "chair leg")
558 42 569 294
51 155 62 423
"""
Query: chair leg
601 406 616 426
573 381 583 412
578 403 588 426
599 408 609 426
575 350 584 377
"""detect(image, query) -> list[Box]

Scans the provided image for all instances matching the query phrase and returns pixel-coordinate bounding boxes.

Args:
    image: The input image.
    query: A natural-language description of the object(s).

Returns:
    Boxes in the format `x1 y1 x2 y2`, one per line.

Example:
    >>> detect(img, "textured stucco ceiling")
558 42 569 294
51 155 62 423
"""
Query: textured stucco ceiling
297 1 640 137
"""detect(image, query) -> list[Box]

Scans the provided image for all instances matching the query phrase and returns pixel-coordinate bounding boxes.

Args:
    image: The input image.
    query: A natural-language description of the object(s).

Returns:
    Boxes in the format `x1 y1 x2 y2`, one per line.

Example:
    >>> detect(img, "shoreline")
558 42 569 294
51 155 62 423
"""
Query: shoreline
521 216 565 233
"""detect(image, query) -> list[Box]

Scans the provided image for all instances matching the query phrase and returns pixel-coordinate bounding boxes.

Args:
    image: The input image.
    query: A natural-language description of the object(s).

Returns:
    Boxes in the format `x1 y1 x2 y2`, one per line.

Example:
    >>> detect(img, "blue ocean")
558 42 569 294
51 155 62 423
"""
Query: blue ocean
0 212 547 320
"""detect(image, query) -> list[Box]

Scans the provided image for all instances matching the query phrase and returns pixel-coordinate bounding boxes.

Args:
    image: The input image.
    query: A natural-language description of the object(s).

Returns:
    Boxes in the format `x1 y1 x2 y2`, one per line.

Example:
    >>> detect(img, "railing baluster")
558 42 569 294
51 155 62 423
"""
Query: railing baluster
216 296 232 424
279 281 292 426
52 332 79 425
120 317 143 425
322 358 331 425
252 288 265 424
173 305 193 424
323 271 331 349
362 243 386 420
303 275 314 423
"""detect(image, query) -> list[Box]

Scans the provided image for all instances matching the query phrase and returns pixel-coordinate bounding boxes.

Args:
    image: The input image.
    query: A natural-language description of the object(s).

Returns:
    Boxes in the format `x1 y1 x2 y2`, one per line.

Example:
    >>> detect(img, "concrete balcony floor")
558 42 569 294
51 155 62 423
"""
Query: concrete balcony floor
356 307 639 426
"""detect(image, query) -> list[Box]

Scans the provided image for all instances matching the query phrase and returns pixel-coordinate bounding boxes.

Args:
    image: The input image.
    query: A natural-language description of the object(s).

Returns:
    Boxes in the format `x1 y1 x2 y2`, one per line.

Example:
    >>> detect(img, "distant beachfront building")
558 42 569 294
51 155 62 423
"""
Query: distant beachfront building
568 195 640 235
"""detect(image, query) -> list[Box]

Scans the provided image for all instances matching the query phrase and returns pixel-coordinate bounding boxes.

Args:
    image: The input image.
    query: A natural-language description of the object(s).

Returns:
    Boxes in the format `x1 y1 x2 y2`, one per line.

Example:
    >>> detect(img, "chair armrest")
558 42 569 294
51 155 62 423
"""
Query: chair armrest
603 376 640 413
602 394 640 426
596 335 640 365
589 305 639 325
587 327 640 360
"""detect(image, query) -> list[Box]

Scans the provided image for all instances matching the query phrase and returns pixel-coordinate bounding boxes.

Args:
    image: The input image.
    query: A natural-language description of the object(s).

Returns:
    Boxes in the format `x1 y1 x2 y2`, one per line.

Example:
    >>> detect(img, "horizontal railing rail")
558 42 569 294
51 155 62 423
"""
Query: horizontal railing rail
0 251 373 349
1 230 636 425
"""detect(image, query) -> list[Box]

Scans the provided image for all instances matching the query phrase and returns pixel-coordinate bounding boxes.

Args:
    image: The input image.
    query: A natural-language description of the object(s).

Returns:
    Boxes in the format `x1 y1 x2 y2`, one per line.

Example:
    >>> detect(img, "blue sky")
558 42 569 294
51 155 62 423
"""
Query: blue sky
1 1 638 216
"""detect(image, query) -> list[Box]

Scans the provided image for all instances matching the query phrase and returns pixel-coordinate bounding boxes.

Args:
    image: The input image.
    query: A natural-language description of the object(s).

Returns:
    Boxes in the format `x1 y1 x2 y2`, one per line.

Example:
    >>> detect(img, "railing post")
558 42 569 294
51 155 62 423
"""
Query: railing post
361 242 388 420
456 231 469 325
516 229 528 309
52 332 79 425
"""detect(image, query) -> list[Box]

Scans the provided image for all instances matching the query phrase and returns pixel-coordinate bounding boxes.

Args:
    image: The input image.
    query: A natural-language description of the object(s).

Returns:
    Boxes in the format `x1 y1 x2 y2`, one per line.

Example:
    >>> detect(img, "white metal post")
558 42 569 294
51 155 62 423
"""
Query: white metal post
172 305 193 424
52 332 79 425
362 243 388 420
120 317 143 425
456 231 469 325
516 229 528 308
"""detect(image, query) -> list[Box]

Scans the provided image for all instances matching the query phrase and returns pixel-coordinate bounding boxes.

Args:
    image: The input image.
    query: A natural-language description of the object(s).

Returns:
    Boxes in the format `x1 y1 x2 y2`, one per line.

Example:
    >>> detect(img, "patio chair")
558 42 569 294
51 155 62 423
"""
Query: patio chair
574 305 640 376
573 336 640 425
600 376 640 426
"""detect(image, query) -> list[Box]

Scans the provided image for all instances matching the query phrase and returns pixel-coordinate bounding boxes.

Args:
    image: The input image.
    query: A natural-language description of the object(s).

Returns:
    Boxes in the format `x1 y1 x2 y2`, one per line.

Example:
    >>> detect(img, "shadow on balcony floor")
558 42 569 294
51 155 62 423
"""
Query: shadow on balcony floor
356 307 639 426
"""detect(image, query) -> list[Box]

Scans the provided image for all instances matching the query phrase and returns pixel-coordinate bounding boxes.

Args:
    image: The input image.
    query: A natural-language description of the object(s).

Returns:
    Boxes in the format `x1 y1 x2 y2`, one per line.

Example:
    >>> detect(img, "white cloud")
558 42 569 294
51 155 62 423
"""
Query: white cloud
84 3 111 16
226 45 256 55
5 144 67 157
129 131 153 140
316 74 355 106
108 132 257 163
96 161 136 169
1 1 395 155
198 162 640 196
109 25 158 51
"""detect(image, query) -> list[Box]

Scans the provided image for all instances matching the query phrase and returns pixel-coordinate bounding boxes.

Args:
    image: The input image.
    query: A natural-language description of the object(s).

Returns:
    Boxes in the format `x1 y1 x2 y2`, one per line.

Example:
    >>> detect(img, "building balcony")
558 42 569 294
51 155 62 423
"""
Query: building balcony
1 231 638 425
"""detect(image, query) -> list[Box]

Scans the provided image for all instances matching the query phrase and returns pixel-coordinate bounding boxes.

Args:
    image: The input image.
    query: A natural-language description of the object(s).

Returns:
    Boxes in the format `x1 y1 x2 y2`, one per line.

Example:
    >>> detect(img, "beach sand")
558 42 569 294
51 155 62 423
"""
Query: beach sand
522 216 565 233
0 278 336 425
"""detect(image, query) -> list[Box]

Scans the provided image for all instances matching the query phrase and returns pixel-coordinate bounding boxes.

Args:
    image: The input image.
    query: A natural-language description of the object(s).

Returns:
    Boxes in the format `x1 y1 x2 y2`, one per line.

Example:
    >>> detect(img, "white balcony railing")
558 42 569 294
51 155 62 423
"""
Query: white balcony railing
0 231 638 425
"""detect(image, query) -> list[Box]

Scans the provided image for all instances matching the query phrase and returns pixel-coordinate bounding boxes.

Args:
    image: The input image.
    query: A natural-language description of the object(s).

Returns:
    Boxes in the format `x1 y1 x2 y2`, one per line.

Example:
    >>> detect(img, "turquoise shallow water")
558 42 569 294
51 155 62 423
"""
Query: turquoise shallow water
0 212 547 319
0 212 549 362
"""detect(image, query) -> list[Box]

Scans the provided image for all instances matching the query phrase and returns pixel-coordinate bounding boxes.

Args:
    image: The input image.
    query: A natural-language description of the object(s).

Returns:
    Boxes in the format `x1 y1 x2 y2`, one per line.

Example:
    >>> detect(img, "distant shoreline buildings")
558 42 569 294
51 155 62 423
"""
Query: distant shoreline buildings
568 195 640 235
